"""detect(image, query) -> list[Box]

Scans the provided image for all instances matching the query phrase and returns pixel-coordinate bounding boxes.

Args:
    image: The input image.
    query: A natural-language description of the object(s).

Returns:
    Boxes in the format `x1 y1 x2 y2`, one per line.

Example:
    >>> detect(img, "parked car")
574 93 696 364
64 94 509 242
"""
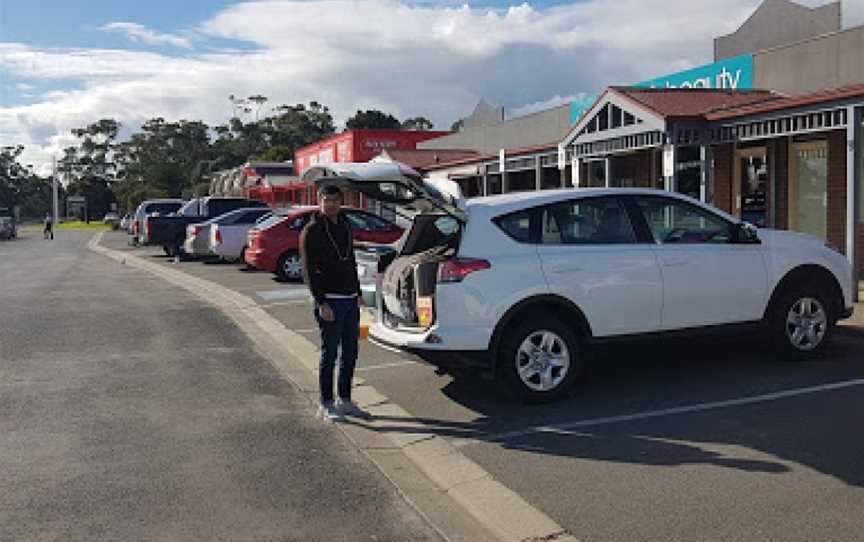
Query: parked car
132 199 184 244
120 213 133 232
145 197 267 257
103 212 120 229
207 207 275 262
0 216 16 240
304 162 855 403
245 206 404 281
182 207 271 259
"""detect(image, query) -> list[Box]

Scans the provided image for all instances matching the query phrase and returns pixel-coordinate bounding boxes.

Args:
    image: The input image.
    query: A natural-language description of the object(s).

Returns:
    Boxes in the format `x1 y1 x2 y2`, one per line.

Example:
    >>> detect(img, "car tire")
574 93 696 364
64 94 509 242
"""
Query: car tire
769 286 834 360
276 251 303 282
499 315 583 403
162 245 174 257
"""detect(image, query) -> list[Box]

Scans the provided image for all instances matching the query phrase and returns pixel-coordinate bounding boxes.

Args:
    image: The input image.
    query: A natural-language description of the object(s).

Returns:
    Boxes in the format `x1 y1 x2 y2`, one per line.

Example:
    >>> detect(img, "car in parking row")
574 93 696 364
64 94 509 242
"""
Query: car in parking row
244 206 404 281
303 162 856 403
183 206 272 260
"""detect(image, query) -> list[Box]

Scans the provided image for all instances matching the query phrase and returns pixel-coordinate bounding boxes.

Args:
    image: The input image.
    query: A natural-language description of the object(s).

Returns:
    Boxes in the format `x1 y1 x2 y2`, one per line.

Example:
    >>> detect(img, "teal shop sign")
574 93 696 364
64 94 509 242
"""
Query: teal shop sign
568 54 754 123
636 54 753 90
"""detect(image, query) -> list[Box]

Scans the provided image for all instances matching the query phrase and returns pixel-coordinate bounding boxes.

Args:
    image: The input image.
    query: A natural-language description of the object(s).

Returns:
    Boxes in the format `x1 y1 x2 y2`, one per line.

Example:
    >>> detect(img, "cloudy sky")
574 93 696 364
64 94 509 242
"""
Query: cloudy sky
1 0 863 173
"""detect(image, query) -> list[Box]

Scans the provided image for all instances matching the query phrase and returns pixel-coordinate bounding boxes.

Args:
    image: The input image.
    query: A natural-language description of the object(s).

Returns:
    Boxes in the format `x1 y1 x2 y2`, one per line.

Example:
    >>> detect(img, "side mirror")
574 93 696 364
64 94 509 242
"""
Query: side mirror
732 222 760 244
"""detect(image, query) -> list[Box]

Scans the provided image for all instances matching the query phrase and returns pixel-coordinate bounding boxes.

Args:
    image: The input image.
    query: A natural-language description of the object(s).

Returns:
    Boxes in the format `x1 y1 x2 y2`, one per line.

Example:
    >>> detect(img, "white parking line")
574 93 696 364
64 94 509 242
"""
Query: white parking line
453 378 864 448
357 360 419 372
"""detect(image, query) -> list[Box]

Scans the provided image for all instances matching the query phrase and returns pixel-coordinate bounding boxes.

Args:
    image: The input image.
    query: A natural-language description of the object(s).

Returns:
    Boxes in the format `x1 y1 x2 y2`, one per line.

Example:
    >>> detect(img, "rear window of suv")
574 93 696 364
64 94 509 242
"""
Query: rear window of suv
494 210 533 243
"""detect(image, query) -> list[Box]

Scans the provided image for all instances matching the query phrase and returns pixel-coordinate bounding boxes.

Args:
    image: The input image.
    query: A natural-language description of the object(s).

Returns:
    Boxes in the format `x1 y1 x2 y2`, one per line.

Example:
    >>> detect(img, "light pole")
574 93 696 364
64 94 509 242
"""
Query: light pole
52 156 59 224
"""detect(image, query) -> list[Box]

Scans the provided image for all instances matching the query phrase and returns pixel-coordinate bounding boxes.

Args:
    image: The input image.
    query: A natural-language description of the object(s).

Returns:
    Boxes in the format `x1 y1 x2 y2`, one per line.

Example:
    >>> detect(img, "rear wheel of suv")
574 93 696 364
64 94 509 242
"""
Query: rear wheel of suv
499 316 583 403
770 287 834 360
277 251 303 281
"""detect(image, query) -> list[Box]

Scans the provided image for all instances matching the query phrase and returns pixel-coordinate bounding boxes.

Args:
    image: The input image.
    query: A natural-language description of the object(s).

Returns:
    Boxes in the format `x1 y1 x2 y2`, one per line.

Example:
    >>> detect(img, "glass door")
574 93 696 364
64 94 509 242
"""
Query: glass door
733 148 768 227
789 140 828 240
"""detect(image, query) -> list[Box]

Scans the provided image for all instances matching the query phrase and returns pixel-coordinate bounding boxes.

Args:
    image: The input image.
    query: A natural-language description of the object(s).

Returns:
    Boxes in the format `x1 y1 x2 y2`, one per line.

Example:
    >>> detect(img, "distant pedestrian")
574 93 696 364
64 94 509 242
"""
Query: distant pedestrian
299 184 371 423
43 213 53 240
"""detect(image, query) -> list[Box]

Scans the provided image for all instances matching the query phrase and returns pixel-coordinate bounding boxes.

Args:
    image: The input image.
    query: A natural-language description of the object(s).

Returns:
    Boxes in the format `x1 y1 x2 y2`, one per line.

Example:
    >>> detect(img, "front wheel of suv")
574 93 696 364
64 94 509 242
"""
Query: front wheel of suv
770 287 834 360
499 316 583 403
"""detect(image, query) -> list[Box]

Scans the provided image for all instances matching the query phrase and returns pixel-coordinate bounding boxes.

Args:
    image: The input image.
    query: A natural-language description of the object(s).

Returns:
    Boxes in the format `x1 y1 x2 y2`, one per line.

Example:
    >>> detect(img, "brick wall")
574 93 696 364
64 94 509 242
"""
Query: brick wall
827 130 847 254
712 144 733 213
771 138 789 230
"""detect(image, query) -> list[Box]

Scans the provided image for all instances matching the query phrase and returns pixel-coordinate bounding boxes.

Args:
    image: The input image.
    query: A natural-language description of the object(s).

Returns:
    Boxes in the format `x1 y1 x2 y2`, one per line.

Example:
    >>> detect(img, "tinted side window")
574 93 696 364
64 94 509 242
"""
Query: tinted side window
494 209 533 243
635 197 732 244
356 212 392 231
540 197 636 245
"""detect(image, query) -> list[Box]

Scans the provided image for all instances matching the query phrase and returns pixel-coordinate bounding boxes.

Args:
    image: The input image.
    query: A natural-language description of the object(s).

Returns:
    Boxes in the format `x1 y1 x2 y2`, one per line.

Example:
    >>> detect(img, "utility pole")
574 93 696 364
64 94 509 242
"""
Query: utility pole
52 156 59 224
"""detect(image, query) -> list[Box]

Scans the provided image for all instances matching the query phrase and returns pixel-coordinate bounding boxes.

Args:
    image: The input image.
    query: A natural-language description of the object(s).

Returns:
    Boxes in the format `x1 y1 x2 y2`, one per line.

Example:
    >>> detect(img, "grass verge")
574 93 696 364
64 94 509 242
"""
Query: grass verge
55 221 113 231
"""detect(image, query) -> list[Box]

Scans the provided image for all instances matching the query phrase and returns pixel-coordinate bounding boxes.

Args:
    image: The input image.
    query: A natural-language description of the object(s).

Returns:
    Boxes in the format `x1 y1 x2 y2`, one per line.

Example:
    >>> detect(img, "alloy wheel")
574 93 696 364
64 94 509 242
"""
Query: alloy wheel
515 330 570 392
785 297 827 351
282 253 303 280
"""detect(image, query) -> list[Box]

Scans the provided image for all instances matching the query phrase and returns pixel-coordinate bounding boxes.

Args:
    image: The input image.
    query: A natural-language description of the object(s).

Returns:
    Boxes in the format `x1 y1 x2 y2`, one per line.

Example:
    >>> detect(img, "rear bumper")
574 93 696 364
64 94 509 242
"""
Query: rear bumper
245 248 277 272
369 323 492 369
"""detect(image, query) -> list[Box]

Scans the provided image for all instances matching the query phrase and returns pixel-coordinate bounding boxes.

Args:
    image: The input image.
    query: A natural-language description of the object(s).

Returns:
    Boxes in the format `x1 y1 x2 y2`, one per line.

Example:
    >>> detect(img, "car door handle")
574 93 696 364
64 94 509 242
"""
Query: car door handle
547 265 583 274
661 257 689 267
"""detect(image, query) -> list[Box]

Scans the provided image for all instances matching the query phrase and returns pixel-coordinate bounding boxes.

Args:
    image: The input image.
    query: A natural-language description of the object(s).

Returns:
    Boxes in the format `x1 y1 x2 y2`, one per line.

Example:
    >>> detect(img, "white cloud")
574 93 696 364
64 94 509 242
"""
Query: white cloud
100 22 193 49
2 0 860 173
508 93 589 118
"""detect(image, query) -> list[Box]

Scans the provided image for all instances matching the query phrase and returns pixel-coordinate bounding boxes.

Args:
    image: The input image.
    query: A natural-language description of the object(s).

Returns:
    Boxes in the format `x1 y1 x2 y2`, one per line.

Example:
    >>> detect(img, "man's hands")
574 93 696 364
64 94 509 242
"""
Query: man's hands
319 303 336 322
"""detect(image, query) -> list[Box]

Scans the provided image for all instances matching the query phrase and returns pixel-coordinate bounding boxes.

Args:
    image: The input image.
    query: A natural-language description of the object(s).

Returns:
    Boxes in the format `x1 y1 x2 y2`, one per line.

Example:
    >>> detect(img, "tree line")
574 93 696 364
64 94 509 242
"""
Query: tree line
0 97 439 220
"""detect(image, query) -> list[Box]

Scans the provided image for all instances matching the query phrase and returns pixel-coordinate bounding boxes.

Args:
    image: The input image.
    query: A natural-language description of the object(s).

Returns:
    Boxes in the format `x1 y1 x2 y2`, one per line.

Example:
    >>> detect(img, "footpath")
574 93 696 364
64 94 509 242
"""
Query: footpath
91 232 579 542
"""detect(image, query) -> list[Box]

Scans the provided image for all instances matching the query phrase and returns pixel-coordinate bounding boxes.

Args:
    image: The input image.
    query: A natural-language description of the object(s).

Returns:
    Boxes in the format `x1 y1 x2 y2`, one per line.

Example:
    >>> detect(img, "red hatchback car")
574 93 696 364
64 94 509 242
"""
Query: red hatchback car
245 206 404 281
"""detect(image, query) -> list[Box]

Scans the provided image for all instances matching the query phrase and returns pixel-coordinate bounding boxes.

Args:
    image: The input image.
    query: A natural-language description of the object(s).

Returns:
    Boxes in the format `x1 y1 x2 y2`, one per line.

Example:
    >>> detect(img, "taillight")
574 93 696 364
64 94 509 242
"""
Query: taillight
133 220 139 234
145 220 151 235
438 258 491 283
214 228 222 245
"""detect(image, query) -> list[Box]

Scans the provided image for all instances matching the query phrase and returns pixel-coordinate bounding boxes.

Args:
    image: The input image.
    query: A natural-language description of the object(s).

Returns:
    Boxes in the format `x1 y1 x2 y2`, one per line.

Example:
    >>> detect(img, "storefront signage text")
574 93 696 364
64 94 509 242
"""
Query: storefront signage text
636 54 754 91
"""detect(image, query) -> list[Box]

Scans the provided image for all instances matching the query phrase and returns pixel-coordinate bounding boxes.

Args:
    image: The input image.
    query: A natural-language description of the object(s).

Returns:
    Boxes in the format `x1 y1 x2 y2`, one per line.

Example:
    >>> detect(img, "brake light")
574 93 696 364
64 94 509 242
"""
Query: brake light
133 220 139 234
214 228 222 245
438 258 491 283
145 220 151 235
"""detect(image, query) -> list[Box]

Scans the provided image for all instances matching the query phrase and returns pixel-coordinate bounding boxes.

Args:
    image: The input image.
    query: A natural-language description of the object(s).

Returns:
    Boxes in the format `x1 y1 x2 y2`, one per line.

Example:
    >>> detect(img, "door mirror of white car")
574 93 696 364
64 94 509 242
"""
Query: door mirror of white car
732 222 760 244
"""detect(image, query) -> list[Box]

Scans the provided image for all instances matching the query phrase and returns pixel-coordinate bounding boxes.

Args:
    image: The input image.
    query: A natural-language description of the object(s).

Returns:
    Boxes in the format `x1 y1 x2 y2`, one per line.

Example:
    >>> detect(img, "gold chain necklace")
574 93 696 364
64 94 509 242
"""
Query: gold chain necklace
323 216 349 262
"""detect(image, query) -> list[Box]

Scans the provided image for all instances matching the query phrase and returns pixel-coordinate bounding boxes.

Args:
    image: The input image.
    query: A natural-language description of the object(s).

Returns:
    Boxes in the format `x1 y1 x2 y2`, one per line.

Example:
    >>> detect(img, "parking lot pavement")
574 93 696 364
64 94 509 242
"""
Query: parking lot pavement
102 232 864 541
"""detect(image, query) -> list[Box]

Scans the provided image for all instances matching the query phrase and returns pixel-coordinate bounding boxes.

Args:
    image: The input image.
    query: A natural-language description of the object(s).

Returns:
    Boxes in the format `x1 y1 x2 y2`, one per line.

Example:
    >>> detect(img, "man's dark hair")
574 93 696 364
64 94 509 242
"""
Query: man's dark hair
318 184 343 198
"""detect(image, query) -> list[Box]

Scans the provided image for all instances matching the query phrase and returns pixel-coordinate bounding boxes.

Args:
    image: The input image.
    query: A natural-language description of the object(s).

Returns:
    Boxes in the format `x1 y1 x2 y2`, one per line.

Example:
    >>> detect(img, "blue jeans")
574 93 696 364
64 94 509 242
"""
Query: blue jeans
315 297 359 404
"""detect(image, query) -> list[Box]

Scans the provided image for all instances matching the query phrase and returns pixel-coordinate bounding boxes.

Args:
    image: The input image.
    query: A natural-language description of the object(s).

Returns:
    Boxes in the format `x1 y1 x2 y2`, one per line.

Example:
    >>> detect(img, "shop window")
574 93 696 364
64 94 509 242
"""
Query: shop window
587 160 606 187
675 146 702 200
789 141 828 240
860 126 864 224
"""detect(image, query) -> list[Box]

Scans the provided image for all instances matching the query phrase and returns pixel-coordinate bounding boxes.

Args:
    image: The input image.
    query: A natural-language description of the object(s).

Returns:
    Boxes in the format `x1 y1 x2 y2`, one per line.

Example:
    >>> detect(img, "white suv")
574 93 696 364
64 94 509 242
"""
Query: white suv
303 163 855 402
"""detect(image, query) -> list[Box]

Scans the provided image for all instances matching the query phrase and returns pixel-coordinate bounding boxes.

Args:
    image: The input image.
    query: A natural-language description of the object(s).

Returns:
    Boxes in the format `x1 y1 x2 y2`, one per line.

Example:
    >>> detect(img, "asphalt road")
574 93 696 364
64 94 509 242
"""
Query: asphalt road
99 230 864 542
0 230 442 541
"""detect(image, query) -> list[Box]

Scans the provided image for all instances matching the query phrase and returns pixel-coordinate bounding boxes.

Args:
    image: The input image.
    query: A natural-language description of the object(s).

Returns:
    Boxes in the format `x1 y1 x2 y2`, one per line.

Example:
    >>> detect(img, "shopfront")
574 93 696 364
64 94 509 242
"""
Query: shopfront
562 85 864 280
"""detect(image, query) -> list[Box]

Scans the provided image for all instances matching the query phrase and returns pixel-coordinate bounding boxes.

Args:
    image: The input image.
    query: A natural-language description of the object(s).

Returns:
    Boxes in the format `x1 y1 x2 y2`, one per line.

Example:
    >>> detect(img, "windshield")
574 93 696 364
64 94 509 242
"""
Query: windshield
146 202 182 215
255 214 288 230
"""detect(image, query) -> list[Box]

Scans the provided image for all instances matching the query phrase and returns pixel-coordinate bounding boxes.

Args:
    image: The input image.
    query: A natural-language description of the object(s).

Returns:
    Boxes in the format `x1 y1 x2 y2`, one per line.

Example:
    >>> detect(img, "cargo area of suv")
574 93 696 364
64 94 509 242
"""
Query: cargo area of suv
378 214 462 330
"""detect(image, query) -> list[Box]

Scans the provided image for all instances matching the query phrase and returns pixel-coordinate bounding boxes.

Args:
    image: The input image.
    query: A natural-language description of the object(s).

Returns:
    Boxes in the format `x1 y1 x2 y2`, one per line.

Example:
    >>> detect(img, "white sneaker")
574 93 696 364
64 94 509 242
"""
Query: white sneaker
317 402 345 422
335 399 372 420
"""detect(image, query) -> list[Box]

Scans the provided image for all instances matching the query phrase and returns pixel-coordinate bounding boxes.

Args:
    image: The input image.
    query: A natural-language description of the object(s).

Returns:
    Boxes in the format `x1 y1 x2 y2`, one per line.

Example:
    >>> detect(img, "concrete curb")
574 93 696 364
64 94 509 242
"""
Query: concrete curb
89 233 579 542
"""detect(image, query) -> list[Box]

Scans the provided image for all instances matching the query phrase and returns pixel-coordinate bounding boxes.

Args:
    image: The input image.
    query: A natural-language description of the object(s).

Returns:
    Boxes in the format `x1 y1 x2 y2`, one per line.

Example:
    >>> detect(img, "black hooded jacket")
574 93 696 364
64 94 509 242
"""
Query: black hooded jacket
300 211 361 305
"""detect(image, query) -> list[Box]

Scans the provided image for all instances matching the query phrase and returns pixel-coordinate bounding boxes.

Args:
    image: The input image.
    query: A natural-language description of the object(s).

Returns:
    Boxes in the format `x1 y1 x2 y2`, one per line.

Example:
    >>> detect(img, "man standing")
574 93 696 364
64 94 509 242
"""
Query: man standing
300 185 371 422
43 213 53 240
